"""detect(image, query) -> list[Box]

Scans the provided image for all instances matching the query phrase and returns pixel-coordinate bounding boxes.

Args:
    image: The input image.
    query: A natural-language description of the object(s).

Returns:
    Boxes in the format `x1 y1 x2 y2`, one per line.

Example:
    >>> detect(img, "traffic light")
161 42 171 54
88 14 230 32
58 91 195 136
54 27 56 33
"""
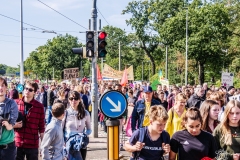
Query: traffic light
98 31 107 57
86 31 94 57
71 47 86 58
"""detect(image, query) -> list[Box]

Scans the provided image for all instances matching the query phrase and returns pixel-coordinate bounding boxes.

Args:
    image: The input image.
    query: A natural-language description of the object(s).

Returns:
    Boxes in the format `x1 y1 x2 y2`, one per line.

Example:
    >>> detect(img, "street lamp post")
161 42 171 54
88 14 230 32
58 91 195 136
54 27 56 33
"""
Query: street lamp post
185 8 188 86
20 0 24 84
119 41 121 71
142 61 144 81
148 61 150 81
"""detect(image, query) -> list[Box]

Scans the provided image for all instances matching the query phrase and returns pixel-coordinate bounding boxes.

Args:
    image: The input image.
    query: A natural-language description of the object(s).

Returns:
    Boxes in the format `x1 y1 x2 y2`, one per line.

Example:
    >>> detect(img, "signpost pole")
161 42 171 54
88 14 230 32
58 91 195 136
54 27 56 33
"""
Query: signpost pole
91 0 98 138
106 119 120 160
99 91 128 160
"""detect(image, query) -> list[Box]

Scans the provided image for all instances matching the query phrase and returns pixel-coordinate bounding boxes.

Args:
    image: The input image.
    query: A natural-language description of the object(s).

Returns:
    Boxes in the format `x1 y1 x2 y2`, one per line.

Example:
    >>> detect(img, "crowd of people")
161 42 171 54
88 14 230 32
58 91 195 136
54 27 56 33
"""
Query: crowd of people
0 76 240 160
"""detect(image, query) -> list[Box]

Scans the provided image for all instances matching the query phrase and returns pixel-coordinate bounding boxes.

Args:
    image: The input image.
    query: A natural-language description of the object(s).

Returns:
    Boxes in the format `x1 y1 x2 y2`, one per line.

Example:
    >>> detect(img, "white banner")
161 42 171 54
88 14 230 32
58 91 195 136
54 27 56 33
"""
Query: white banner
221 72 234 88
229 94 240 101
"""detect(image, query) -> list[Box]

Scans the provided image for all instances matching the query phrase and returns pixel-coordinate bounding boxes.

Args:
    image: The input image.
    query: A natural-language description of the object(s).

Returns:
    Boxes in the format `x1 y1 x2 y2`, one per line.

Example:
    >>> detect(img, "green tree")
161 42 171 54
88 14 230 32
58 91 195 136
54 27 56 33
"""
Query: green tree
24 34 84 80
160 2 231 84
122 0 161 75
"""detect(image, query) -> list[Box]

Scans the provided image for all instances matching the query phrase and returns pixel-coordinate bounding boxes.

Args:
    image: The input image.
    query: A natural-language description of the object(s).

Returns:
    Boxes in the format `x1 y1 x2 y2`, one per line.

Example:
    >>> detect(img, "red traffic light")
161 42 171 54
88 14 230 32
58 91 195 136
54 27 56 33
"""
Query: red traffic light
99 32 107 39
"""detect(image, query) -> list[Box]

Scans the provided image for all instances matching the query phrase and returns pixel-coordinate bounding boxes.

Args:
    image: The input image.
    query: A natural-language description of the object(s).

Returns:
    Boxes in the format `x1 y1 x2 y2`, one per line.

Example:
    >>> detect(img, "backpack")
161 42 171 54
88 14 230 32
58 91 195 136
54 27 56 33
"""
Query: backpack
131 127 169 160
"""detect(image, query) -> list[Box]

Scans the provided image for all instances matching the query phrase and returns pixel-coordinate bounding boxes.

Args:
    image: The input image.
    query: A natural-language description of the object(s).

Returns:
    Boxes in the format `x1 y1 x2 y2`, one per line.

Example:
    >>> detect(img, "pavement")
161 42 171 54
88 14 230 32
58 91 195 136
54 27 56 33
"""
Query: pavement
86 126 131 160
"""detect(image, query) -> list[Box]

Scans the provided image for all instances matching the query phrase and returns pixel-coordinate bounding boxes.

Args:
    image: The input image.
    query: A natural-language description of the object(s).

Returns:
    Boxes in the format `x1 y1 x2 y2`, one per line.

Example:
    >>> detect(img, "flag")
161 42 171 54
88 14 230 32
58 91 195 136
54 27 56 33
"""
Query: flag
120 67 128 87
159 70 163 82
97 65 102 81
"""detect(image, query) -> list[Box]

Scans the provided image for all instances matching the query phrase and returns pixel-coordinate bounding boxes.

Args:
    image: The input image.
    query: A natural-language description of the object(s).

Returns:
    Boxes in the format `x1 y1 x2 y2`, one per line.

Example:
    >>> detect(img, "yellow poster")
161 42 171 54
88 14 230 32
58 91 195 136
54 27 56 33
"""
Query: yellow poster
102 64 134 80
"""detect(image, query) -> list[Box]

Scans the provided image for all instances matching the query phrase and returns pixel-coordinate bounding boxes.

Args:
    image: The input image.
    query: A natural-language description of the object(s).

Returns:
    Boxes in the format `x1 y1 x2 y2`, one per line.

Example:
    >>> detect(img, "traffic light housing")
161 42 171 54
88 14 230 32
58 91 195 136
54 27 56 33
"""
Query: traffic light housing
71 47 86 58
98 31 107 57
86 31 94 57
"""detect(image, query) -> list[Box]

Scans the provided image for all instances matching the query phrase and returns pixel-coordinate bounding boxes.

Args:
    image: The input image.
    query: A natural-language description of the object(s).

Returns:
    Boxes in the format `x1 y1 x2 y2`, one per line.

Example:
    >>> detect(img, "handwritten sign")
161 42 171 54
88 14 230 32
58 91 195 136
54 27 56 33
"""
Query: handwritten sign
102 64 134 80
221 72 234 88
229 94 240 101
64 68 79 80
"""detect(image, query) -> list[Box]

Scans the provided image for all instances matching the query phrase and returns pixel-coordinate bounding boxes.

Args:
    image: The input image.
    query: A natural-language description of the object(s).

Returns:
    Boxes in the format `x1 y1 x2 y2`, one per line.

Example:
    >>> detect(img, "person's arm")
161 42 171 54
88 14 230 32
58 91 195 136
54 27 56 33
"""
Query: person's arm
169 133 179 160
85 111 92 135
39 104 45 140
5 100 19 130
169 150 177 160
164 110 172 136
40 128 55 160
131 102 138 132
124 141 145 153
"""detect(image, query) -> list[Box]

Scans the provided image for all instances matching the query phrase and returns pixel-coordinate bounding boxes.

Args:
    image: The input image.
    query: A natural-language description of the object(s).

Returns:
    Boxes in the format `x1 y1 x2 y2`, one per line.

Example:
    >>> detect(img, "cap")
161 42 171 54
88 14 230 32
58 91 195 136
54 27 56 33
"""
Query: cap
228 86 235 92
143 86 153 93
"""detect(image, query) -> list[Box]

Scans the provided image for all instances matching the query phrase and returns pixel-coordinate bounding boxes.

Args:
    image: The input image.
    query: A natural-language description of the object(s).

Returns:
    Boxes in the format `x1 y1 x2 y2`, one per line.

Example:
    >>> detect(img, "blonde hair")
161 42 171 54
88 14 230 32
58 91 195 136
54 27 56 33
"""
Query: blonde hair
208 91 224 107
74 85 84 94
57 89 65 97
175 93 187 102
149 105 168 122
220 100 240 145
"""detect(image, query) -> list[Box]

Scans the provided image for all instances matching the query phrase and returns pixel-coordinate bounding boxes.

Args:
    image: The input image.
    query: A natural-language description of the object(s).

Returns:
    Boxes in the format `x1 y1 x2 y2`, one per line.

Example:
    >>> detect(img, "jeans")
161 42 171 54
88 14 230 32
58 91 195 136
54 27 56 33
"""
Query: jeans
47 106 52 124
0 141 16 160
68 148 87 160
16 147 38 160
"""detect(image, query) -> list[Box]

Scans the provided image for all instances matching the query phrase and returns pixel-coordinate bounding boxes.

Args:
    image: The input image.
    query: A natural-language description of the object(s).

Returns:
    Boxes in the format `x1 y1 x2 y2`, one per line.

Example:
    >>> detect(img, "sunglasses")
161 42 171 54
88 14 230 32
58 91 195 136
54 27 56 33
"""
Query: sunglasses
25 87 34 92
69 97 79 101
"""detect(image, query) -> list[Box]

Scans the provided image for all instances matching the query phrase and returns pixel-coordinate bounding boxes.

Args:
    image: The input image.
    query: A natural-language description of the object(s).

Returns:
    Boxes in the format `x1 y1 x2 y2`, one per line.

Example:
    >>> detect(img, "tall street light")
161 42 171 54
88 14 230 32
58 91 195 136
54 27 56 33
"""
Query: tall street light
142 61 144 81
119 41 121 71
20 0 24 84
185 7 189 86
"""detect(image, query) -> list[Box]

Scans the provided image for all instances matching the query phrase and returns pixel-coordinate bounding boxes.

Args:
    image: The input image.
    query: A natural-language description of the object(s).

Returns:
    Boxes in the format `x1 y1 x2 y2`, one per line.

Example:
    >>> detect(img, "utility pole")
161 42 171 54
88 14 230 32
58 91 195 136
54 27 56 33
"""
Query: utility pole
165 45 168 79
20 0 24 84
91 0 98 138
142 61 144 81
119 42 121 71
185 9 188 86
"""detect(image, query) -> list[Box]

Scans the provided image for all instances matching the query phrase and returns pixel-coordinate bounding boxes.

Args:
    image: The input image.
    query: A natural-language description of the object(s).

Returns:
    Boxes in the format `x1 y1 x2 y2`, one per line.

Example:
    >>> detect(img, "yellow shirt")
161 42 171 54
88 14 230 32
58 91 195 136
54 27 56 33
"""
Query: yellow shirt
142 102 151 127
165 108 187 137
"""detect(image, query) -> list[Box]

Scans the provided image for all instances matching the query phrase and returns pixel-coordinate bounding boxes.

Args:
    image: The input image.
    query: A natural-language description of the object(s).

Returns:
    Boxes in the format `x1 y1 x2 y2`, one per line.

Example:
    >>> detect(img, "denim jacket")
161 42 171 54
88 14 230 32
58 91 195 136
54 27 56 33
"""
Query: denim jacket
131 99 160 132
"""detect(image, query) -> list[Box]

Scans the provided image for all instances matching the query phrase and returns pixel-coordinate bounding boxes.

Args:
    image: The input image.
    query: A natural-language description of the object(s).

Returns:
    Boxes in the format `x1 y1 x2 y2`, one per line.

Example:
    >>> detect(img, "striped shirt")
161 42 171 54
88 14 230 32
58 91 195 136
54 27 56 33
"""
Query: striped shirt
15 97 45 148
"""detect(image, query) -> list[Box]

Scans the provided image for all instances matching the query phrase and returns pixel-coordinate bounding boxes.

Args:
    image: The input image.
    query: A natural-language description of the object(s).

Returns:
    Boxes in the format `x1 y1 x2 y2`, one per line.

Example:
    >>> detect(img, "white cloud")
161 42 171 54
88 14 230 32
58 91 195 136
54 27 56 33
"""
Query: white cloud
31 0 86 11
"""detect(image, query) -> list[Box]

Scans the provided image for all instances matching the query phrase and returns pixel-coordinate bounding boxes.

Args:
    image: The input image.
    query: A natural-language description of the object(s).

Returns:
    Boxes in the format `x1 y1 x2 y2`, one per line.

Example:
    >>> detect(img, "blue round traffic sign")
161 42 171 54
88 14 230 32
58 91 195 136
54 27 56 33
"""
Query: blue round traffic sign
16 84 24 92
99 90 128 119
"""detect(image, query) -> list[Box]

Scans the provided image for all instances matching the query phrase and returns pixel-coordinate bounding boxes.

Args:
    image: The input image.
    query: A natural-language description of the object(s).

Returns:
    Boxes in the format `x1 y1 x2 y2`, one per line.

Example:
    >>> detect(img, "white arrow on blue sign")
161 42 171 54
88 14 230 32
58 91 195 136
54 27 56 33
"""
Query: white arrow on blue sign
16 84 24 92
99 90 128 119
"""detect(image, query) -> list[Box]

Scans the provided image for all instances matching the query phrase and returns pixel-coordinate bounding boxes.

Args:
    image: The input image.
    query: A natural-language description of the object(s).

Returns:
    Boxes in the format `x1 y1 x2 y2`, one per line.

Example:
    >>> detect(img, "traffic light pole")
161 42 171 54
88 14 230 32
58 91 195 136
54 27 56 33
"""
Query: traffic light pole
91 0 98 138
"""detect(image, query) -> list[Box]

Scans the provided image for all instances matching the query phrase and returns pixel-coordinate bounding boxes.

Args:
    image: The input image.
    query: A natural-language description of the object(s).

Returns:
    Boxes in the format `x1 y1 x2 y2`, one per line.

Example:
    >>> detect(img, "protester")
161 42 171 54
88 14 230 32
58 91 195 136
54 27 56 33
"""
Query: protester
169 107 217 160
63 91 91 160
167 86 180 110
131 86 160 132
226 86 235 103
36 86 47 113
54 89 68 109
157 91 168 111
187 85 205 108
61 82 70 99
41 103 65 160
14 80 45 160
47 83 56 124
213 100 240 160
125 105 170 160
165 93 187 137
8 82 19 99
0 77 18 160
199 100 220 134
207 91 225 121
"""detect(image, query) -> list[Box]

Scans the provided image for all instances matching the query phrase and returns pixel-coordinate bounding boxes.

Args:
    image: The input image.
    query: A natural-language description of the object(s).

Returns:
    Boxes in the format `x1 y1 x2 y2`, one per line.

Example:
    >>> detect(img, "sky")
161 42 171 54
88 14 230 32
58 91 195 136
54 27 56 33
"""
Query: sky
0 0 133 68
